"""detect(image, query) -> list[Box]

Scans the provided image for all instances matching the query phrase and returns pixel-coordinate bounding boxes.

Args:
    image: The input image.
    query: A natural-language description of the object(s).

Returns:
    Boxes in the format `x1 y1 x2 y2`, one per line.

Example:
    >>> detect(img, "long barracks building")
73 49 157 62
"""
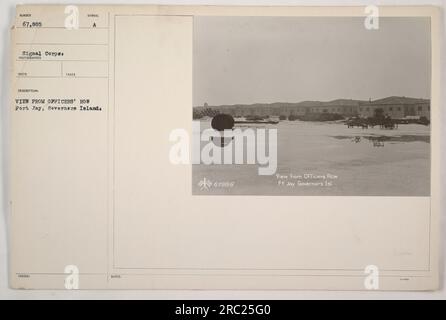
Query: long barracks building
356 96 430 120
195 96 430 120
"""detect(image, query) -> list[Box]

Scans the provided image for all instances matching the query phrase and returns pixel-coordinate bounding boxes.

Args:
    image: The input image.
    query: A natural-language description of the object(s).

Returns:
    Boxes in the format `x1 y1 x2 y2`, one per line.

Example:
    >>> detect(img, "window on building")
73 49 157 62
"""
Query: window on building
389 107 393 111
397 107 401 111
418 106 422 111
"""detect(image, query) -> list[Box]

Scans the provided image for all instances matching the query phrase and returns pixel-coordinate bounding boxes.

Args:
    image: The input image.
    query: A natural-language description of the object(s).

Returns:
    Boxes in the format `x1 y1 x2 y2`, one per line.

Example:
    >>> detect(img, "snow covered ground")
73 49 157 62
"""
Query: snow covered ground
192 120 430 196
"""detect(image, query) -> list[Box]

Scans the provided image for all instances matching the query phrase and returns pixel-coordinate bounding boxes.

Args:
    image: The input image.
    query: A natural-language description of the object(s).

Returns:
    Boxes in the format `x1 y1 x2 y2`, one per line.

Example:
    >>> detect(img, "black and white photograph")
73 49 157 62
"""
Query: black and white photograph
193 16 431 196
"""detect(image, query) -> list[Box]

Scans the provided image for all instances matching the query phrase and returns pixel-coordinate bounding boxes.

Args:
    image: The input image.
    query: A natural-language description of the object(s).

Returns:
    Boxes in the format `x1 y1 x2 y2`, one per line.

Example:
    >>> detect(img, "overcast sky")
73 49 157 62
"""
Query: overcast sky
193 17 431 106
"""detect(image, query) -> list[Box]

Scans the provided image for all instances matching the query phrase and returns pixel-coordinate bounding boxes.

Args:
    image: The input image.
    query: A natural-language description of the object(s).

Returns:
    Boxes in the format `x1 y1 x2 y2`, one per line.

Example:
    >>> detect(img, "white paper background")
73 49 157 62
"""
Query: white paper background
1 0 445 299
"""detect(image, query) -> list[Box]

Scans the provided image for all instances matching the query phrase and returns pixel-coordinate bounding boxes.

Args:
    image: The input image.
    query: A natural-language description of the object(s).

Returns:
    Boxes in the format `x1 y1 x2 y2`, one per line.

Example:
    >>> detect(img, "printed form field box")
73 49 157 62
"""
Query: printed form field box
62 61 108 78
14 28 108 46
15 44 108 62
16 61 62 78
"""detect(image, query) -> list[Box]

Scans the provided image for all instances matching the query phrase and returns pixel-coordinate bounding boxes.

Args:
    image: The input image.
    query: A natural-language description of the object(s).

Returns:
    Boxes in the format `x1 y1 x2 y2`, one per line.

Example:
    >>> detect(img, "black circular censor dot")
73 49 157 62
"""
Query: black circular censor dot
211 114 235 131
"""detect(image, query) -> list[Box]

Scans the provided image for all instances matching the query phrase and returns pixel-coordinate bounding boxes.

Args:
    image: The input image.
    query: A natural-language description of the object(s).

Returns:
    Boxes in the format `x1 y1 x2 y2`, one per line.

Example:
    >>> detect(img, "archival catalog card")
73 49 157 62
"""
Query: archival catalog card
9 5 441 290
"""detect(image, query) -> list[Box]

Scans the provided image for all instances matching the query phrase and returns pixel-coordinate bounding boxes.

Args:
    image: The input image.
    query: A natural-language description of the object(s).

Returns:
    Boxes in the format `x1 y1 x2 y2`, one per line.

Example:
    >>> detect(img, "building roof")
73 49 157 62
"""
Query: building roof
362 96 430 106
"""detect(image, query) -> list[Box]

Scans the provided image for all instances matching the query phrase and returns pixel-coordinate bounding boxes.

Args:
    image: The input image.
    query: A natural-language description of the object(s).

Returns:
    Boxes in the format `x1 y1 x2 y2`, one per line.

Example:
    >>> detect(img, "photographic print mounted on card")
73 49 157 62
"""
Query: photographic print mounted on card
192 16 431 196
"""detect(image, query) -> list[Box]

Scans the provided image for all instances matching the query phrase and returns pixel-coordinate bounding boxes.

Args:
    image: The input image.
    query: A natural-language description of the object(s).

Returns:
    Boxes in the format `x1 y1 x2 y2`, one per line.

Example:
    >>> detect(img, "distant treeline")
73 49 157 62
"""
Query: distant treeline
193 107 220 119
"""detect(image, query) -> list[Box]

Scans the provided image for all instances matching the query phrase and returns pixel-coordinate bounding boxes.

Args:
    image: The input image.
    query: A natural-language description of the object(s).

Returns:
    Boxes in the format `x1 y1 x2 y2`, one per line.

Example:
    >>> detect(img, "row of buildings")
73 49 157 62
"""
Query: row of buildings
194 97 430 120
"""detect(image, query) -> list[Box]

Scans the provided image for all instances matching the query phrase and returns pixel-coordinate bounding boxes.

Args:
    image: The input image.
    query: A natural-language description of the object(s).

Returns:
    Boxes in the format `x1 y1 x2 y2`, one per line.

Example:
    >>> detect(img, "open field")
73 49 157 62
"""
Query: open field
192 120 430 196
